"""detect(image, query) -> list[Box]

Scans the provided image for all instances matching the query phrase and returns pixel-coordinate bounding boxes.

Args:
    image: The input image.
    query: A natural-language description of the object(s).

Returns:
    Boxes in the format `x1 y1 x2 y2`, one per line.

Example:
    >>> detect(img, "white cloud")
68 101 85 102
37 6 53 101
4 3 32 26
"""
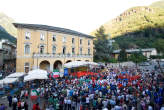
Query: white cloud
0 0 157 33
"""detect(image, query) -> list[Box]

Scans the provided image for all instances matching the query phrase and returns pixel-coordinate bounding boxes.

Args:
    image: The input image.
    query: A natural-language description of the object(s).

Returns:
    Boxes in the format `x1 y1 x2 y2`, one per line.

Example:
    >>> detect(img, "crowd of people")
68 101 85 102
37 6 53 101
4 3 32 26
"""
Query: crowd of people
0 62 16 78
1 65 164 110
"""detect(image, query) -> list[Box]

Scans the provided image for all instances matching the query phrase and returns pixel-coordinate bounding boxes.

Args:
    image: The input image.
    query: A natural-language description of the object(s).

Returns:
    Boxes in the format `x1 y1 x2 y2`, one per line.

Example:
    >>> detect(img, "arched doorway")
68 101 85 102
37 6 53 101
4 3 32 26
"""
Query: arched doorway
53 60 62 72
66 60 72 63
39 60 50 71
85 60 89 62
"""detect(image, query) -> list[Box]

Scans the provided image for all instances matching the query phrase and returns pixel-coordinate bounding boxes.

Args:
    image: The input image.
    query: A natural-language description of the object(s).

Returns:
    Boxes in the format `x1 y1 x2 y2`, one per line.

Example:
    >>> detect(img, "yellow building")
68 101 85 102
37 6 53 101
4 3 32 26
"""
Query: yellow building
13 23 94 73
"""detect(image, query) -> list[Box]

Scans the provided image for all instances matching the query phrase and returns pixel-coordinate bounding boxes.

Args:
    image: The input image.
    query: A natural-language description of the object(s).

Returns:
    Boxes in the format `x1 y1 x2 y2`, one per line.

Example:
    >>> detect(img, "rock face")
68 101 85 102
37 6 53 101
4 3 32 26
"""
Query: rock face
0 12 17 38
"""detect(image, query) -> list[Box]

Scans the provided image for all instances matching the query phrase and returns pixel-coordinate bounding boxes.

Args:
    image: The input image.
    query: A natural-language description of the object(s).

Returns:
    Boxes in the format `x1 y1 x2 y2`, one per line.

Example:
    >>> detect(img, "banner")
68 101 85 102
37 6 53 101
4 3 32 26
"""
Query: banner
64 68 69 76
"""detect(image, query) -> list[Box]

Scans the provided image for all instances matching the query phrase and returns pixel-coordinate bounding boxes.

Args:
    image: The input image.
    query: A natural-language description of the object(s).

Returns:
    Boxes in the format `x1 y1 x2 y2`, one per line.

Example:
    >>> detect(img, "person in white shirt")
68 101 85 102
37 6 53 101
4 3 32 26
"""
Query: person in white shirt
67 98 71 110
12 96 18 103
86 96 90 105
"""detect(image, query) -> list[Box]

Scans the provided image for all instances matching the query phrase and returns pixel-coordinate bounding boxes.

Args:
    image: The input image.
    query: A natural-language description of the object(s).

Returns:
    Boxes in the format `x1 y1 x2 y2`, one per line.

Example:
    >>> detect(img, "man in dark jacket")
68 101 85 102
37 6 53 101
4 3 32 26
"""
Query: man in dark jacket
7 95 12 107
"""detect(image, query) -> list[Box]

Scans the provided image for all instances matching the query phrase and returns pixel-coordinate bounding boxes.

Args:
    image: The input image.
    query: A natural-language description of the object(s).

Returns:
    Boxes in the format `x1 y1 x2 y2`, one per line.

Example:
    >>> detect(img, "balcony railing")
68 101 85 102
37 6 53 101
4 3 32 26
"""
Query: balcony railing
33 53 93 58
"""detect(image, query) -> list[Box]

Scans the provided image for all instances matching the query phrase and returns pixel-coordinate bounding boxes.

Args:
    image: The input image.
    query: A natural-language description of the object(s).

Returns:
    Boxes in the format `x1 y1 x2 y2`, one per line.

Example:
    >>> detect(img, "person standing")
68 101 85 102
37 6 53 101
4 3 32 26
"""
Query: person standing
7 95 12 107
32 103 40 110
12 96 18 110
24 101 28 110
0 104 7 110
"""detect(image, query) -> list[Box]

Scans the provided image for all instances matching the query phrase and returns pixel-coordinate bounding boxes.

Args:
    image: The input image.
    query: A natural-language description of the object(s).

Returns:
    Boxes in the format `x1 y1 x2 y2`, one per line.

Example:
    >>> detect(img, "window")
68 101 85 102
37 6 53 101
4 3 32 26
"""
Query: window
24 62 30 73
40 33 45 40
52 46 56 54
80 48 82 55
72 47 75 54
63 47 66 54
24 44 30 54
88 48 90 55
72 38 75 44
52 35 56 42
88 40 90 45
25 32 30 40
40 45 44 54
63 37 66 42
80 39 82 45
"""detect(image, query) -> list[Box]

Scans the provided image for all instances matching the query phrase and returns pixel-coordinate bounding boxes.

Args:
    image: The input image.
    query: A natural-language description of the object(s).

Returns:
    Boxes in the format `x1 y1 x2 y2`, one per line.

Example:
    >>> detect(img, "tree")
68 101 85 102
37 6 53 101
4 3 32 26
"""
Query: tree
128 51 147 65
118 49 127 62
94 26 113 62
154 39 164 55
95 26 108 40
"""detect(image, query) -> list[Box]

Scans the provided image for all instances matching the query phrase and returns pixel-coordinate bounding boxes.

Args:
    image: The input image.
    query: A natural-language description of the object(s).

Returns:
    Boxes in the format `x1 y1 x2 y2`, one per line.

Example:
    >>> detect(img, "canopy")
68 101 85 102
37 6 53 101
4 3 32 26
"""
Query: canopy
87 62 99 66
0 77 18 84
24 69 48 82
64 61 99 68
7 72 25 78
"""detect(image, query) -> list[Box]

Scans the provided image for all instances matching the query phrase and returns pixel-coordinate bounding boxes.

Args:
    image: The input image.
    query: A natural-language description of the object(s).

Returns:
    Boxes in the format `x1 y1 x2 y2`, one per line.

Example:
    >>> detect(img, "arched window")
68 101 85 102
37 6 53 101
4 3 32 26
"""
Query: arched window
24 44 30 54
52 46 56 54
40 45 44 54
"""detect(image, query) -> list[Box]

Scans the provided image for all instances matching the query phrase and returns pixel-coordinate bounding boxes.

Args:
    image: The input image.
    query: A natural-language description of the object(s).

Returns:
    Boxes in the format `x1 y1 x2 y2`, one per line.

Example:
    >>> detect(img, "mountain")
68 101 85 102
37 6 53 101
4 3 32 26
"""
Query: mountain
151 0 164 9
0 12 17 38
91 6 164 38
91 5 164 54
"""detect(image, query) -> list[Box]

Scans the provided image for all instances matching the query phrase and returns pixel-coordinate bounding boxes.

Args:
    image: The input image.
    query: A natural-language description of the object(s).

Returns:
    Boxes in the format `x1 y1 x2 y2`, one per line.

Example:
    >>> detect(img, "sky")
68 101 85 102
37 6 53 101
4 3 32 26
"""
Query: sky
0 0 157 34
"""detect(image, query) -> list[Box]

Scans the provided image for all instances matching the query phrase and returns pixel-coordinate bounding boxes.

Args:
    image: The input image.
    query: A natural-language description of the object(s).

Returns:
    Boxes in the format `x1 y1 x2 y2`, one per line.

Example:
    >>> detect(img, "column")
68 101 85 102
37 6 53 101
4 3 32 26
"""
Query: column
50 63 53 72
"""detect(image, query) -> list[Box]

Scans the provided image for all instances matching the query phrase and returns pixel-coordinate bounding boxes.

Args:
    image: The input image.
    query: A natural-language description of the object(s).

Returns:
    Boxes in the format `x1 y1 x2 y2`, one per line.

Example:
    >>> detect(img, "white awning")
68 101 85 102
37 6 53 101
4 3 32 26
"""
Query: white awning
64 61 88 68
24 69 48 82
0 78 18 84
7 72 25 78
64 61 99 68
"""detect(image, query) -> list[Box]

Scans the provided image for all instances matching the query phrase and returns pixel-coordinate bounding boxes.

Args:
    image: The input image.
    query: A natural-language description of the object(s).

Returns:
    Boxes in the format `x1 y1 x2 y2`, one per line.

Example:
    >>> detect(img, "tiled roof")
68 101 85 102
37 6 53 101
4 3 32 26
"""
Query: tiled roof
13 23 94 39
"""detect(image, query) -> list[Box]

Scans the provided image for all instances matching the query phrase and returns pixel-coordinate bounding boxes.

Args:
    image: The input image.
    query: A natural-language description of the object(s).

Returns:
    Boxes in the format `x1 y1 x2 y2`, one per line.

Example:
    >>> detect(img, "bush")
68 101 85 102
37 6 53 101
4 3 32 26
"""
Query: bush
108 58 118 63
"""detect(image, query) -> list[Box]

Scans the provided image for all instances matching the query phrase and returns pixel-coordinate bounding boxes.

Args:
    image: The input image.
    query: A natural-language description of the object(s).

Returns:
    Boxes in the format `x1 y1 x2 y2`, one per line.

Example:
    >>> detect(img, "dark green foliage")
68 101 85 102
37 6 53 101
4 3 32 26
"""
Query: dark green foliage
108 58 118 63
150 55 164 59
118 49 127 62
128 51 147 64
114 26 164 55
153 39 164 54
95 26 108 40
94 26 114 62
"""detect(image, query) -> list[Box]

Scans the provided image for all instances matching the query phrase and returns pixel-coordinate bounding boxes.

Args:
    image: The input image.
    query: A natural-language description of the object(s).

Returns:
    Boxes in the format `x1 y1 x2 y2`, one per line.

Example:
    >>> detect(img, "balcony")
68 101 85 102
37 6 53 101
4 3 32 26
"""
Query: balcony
33 53 93 58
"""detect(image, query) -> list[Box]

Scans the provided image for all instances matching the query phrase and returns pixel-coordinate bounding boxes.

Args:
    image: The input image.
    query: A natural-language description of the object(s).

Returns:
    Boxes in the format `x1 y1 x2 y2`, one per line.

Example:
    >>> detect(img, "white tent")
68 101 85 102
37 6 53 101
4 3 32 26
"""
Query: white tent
87 62 99 66
64 61 99 68
24 69 48 82
7 72 25 78
64 61 88 68
0 77 18 84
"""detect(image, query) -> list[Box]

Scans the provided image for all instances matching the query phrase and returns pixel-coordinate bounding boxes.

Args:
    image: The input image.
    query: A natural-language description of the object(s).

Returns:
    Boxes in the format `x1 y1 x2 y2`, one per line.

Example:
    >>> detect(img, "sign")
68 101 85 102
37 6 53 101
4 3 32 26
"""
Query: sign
64 68 69 76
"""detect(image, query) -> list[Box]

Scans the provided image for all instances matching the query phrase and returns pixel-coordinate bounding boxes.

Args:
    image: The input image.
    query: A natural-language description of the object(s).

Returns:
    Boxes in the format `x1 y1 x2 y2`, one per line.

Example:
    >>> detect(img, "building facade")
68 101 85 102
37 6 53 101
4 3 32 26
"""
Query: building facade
14 23 94 73
112 48 157 59
0 39 16 67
